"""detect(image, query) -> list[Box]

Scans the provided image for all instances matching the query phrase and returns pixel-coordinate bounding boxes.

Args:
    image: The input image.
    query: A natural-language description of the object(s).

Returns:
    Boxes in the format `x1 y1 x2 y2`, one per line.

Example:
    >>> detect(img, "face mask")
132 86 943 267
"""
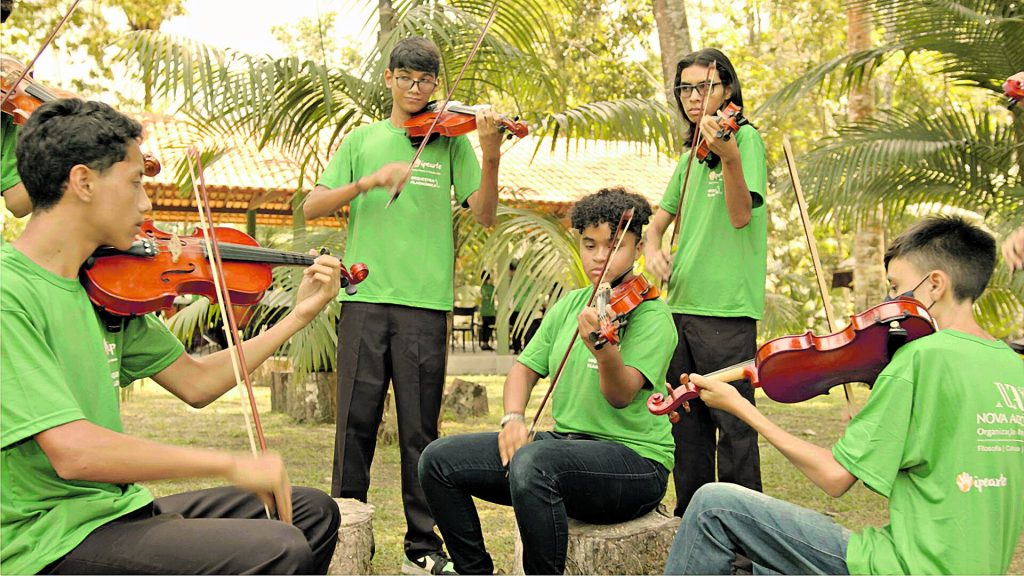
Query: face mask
884 275 931 304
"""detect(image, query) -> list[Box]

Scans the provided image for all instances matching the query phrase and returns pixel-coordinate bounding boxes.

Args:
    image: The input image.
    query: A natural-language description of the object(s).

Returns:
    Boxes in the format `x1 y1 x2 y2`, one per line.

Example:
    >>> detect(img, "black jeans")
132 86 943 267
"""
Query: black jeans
332 302 448 560
43 486 340 574
419 432 669 575
667 314 761 516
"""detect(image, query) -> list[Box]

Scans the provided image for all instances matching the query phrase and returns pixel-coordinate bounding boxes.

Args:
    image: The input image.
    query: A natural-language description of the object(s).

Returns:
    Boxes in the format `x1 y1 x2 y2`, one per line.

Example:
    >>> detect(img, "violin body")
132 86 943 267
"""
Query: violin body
404 101 528 141
695 102 743 168
1005 77 1023 108
81 221 368 317
648 298 937 415
594 275 660 348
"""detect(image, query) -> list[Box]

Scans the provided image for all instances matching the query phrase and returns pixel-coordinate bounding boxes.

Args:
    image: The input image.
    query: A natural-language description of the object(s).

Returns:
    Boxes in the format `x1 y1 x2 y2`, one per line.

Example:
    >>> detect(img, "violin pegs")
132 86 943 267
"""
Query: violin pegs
505 133 514 141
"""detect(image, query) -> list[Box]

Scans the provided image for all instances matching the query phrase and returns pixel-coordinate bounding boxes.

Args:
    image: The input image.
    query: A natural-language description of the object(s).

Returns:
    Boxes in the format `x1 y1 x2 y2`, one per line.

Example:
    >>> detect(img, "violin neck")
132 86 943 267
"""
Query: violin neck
704 360 754 383
214 243 316 267
23 80 56 103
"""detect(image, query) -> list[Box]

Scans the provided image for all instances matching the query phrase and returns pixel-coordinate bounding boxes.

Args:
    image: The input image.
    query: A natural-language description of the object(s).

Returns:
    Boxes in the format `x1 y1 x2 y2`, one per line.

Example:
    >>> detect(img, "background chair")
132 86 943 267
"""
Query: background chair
451 305 477 352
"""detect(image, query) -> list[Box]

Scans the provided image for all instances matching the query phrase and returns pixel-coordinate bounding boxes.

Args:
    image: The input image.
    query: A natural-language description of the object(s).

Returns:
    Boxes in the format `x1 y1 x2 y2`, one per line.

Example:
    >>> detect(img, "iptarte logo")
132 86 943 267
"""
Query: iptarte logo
956 472 1008 493
956 472 973 493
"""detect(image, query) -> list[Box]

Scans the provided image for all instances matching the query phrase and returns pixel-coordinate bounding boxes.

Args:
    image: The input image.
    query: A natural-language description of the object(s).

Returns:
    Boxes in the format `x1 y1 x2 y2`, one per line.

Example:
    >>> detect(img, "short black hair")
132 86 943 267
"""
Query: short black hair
1 0 13 23
884 215 996 302
570 186 652 241
16 98 142 212
673 48 745 146
388 36 440 76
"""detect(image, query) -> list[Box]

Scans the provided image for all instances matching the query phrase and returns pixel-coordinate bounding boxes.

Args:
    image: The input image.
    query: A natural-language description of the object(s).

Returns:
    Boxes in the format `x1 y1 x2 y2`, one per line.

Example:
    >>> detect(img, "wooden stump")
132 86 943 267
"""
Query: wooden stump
270 370 337 424
442 378 489 419
328 498 375 575
512 505 680 575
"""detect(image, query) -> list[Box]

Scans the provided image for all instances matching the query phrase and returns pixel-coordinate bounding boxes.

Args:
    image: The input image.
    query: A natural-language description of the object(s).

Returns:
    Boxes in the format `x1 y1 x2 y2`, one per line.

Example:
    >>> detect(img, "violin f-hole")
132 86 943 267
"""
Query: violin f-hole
160 264 197 284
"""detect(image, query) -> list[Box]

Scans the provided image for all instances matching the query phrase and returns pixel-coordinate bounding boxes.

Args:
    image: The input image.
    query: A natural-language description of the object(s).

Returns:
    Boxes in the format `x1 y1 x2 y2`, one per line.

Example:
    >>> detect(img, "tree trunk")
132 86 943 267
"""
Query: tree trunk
847 4 886 312
652 0 692 103
378 0 396 42
328 498 375 575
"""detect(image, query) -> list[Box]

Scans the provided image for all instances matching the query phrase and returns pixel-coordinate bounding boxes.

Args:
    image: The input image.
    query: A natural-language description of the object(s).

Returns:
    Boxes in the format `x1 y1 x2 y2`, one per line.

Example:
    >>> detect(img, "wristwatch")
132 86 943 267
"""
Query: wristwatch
500 412 525 428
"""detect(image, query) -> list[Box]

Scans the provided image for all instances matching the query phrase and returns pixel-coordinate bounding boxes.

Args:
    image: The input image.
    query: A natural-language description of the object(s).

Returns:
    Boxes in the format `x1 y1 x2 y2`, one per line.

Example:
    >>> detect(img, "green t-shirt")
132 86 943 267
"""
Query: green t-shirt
516 286 677 470
1 115 21 193
317 120 482 311
1 244 185 575
480 283 496 316
833 330 1024 575
659 124 767 319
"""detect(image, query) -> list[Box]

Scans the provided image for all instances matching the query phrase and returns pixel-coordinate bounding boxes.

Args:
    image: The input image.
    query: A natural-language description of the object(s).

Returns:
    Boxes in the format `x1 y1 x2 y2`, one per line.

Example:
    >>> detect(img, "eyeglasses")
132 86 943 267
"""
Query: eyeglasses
674 81 723 97
394 76 438 91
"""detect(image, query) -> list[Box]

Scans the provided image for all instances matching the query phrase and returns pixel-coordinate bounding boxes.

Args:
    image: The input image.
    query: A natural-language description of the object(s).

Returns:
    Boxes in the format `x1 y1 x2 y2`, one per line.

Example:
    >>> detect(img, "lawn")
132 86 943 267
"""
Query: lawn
121 376 1024 574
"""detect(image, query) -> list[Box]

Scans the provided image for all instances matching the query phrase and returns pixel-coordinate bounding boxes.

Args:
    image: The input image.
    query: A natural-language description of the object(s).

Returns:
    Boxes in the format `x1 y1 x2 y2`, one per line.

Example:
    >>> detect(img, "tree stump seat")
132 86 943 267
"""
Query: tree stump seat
512 504 680 575
328 498 375 575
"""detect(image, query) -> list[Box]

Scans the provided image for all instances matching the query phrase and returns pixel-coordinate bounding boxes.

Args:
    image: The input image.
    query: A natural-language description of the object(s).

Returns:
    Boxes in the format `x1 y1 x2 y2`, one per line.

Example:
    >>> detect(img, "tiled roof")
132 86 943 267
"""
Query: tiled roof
140 114 680 227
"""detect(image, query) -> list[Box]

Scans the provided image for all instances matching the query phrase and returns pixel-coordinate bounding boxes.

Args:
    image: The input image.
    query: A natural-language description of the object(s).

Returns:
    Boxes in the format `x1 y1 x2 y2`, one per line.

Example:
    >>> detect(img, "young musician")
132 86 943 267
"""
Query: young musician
664 216 1024 575
1 99 343 575
643 48 768 516
418 187 677 575
303 36 504 574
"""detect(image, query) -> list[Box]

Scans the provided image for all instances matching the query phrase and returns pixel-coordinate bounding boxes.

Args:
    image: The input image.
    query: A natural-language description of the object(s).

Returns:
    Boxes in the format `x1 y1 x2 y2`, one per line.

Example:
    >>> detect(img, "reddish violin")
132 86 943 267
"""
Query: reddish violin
1004 75 1023 108
591 274 661 349
694 102 743 168
81 220 368 317
404 101 528 142
2 54 163 177
648 298 937 419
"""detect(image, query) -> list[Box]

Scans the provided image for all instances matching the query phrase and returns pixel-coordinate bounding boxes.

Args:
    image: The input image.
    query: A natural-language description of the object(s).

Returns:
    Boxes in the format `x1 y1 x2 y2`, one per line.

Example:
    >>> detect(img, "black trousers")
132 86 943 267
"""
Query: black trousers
668 314 762 516
419 432 668 575
43 486 340 575
479 315 495 347
332 302 447 560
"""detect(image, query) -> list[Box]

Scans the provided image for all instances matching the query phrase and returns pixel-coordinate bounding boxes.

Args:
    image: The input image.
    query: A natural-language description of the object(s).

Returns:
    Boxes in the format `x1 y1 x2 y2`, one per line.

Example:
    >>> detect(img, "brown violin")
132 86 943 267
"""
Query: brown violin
81 220 368 317
694 102 743 169
404 101 528 142
2 54 162 177
591 274 661 349
648 298 937 418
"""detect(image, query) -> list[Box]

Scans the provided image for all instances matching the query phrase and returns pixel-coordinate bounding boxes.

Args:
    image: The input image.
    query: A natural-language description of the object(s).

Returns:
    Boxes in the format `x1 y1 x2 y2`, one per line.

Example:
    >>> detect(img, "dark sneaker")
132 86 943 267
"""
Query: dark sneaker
402 551 458 575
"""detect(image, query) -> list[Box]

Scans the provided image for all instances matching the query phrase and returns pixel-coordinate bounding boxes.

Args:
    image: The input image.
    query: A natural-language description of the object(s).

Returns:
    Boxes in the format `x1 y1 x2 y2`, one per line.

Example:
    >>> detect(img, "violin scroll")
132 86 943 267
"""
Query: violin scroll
1004 74 1023 108
695 102 743 168
591 275 660 349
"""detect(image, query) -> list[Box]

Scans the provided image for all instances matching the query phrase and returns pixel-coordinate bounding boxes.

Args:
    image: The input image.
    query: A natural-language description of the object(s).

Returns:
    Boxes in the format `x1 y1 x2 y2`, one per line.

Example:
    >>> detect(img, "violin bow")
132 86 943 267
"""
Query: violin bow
385 0 501 208
1 0 83 109
781 137 855 418
527 208 635 439
666 60 717 254
185 149 271 515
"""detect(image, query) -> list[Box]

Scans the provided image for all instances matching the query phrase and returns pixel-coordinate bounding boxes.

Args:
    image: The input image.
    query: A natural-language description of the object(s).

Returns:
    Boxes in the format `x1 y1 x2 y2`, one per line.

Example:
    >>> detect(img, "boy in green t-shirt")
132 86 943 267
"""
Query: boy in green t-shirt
419 187 678 575
664 216 1024 575
304 36 507 575
2 99 344 574
643 48 768 517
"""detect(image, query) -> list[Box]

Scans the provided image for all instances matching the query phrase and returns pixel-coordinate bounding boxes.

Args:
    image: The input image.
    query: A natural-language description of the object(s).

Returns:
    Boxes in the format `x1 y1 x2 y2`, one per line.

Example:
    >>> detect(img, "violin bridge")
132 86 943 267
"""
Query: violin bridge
169 232 182 264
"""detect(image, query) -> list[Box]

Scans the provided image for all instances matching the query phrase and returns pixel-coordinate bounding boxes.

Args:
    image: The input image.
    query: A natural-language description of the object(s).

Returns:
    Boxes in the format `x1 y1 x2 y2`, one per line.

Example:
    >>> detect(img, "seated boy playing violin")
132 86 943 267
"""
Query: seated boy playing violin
1 99 343 574
418 187 677 575
664 216 1024 575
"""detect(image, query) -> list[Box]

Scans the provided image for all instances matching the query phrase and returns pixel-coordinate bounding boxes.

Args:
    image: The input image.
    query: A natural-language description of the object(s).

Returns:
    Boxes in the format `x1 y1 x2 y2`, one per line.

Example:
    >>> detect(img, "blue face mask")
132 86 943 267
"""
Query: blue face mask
884 275 930 304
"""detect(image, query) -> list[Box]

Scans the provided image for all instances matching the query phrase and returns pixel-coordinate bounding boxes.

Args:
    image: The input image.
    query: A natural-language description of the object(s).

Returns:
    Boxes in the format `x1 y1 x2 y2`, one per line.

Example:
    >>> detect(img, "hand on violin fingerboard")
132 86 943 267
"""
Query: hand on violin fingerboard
291 252 341 324
475 108 503 158
577 305 612 354
689 373 747 414
698 113 740 164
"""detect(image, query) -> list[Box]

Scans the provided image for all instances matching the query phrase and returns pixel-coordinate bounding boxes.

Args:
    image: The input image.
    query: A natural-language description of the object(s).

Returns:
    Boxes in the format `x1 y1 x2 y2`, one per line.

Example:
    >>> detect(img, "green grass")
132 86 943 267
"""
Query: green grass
121 377 1023 574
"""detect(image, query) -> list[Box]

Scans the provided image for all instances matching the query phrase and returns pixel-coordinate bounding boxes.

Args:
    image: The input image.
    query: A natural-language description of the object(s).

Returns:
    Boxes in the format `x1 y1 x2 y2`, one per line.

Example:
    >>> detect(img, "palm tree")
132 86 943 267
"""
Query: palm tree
761 0 1024 336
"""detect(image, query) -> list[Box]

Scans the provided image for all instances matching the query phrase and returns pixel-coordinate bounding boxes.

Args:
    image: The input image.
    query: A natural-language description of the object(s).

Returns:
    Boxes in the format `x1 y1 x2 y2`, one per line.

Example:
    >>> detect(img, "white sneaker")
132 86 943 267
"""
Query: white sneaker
402 551 458 575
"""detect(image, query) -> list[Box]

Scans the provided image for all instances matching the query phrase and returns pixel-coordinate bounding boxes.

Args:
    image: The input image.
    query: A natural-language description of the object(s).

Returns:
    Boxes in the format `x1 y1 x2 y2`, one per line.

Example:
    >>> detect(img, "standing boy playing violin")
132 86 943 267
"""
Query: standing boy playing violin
1 99 343 574
643 48 768 517
418 187 677 575
664 216 1024 575
303 35 504 575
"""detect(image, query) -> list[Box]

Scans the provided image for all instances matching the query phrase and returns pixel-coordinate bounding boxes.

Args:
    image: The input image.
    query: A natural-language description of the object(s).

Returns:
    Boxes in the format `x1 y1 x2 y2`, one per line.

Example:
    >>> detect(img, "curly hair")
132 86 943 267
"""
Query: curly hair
884 215 996 302
569 186 652 241
16 98 142 212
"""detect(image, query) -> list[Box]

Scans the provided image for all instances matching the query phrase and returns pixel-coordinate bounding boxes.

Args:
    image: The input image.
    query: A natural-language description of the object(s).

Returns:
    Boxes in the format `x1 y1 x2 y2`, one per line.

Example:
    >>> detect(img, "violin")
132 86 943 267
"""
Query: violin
1004 75 1023 108
591 274 661 349
647 298 937 420
694 102 743 169
81 220 368 317
1 54 163 178
404 101 528 144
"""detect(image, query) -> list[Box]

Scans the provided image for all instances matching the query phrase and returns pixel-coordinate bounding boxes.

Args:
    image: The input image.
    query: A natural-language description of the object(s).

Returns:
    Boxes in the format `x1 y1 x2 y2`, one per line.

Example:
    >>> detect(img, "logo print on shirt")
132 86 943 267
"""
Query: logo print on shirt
706 171 723 198
956 472 974 493
956 472 1008 493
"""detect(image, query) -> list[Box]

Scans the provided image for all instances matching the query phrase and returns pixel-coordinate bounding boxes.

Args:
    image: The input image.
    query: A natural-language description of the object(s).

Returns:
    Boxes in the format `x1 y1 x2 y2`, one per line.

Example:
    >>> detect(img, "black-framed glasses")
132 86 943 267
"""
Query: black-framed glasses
674 81 722 97
394 76 438 91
